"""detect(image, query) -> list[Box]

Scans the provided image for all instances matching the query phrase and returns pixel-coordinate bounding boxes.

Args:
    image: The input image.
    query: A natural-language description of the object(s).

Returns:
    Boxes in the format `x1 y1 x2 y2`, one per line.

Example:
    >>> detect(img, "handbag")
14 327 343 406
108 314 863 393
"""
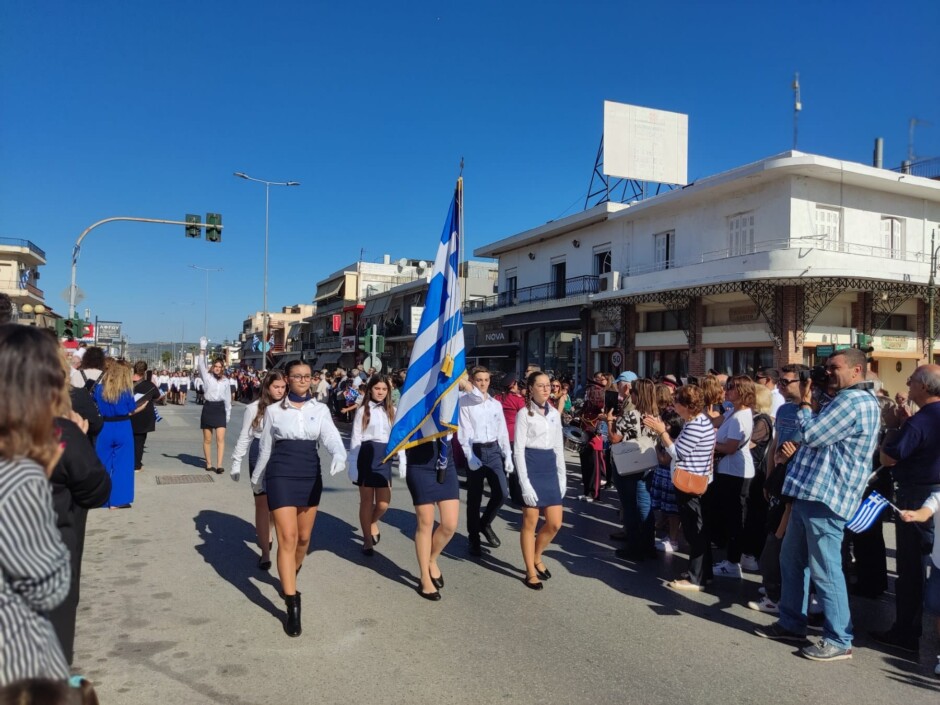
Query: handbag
672 466 709 495
610 412 658 476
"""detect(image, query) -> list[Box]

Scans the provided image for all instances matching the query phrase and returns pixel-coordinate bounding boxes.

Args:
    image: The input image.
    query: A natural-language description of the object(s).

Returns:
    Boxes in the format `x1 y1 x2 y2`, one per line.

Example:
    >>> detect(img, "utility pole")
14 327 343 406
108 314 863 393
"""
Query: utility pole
928 230 938 362
792 73 802 151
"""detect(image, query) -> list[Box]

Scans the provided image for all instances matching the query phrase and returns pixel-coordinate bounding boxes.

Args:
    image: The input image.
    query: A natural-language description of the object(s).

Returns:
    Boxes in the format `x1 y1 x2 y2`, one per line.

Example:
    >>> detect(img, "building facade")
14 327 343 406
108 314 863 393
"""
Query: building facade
0 237 50 326
238 304 315 370
467 152 940 395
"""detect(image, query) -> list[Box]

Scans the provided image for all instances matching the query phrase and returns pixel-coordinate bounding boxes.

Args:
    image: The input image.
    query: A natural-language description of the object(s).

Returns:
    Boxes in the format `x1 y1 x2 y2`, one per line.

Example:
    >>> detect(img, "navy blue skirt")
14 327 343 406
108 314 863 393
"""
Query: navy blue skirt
200 400 226 429
266 439 322 510
525 447 563 508
355 440 392 488
405 440 459 505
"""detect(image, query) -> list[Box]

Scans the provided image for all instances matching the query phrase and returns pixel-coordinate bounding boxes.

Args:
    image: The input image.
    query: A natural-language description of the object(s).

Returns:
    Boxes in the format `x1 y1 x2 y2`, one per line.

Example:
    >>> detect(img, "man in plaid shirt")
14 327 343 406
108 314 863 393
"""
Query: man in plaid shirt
755 348 880 662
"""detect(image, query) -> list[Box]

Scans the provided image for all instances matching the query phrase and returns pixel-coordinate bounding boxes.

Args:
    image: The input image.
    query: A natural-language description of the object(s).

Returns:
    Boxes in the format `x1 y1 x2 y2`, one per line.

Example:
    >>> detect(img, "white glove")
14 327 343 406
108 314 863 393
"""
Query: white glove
250 472 263 495
467 455 483 471
230 465 241 482
558 478 566 499
521 482 539 507
503 458 514 476
199 336 208 352
398 459 407 479
330 458 345 476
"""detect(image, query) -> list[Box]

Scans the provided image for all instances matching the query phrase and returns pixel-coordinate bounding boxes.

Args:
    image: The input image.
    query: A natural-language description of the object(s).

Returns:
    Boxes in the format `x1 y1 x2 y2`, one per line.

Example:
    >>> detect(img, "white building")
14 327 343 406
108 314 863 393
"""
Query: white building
0 237 50 325
468 151 940 395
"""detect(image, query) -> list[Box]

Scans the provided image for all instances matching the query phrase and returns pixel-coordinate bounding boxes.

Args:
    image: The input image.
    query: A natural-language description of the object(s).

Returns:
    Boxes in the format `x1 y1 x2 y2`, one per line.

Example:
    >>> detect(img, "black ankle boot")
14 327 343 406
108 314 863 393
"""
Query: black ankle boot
284 592 302 637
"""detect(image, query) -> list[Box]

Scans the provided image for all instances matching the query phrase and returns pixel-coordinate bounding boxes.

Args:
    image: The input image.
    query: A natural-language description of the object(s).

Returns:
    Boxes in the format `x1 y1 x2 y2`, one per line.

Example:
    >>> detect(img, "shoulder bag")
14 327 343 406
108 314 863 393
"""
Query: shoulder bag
611 412 658 476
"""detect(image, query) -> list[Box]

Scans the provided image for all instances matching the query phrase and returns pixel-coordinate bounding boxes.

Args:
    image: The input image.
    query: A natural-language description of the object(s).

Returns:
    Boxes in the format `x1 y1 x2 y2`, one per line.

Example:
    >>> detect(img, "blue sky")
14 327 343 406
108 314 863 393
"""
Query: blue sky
2 0 938 343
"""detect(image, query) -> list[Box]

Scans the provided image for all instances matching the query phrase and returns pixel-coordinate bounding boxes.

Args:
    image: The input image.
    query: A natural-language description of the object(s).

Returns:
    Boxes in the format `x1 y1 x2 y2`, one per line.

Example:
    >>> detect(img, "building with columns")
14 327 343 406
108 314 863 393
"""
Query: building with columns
466 151 940 395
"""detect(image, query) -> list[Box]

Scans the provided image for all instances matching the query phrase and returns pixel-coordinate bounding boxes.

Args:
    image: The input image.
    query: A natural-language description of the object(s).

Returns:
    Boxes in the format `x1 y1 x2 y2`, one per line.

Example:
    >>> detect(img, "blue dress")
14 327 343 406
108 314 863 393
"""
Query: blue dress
94 388 136 507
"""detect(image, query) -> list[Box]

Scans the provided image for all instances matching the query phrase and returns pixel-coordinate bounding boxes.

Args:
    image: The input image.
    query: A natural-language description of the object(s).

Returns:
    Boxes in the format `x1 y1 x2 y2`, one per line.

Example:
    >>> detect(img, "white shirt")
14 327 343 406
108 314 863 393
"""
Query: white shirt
716 408 754 478
924 492 940 569
770 387 785 417
314 378 329 403
458 387 511 462
231 400 264 477
159 374 169 387
70 368 101 389
347 401 405 480
513 403 566 500
251 398 347 491
197 353 232 421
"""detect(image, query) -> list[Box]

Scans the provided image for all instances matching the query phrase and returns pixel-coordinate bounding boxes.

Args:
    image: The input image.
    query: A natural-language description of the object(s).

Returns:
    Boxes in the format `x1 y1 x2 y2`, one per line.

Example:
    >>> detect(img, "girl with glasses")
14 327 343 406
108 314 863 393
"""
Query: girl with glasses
250 360 347 637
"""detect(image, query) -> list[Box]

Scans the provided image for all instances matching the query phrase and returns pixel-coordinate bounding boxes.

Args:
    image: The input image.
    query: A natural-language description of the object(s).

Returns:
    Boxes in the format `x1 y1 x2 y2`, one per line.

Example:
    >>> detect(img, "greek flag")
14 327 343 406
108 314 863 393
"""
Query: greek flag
252 334 260 351
385 179 466 460
846 491 890 533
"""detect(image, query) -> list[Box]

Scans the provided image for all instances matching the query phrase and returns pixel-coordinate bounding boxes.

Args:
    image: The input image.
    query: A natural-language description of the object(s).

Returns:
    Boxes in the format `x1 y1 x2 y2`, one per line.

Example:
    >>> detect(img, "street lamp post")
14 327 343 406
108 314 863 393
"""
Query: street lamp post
233 172 300 372
189 264 222 339
928 229 939 362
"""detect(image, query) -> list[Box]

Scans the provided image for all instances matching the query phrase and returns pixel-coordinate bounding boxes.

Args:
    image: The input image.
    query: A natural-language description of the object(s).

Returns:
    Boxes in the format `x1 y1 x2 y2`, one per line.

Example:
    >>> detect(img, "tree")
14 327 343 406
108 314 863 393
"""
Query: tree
160 350 173 367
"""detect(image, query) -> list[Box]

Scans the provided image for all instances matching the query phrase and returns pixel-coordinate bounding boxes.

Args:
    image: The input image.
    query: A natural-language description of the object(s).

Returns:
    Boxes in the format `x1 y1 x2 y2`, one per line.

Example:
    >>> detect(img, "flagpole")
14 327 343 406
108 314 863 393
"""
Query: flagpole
458 159 465 306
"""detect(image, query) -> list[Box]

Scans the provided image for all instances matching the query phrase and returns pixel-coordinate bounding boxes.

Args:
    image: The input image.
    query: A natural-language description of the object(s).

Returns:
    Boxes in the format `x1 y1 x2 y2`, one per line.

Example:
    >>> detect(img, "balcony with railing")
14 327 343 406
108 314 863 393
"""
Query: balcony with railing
0 237 46 260
463 274 598 314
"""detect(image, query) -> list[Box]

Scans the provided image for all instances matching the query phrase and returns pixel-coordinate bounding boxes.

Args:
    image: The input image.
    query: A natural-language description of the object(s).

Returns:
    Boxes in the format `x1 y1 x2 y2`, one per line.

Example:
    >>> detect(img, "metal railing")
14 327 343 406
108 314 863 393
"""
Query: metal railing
0 237 46 259
892 157 940 180
462 274 598 313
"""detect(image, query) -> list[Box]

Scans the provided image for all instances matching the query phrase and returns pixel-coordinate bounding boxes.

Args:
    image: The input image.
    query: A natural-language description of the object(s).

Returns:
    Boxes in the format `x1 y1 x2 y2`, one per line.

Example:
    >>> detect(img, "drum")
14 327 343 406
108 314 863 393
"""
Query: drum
563 425 587 453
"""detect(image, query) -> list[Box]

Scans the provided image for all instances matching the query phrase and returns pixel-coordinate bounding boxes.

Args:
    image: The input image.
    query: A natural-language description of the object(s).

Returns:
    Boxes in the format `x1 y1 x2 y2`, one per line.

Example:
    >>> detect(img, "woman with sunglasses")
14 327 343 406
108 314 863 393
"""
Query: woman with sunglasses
251 360 347 637
230 369 287 571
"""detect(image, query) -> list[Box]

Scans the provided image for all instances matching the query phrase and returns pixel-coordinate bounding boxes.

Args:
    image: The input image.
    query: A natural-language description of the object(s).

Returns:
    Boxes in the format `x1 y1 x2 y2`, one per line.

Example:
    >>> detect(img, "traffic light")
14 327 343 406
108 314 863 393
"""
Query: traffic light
358 330 372 352
62 319 75 341
185 214 201 238
205 213 222 242
374 335 385 354
55 319 65 338
77 319 93 340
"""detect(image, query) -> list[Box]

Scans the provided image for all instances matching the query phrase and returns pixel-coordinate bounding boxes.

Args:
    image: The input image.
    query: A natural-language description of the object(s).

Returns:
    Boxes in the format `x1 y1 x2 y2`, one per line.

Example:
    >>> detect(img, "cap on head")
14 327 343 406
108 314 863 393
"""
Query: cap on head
616 371 638 384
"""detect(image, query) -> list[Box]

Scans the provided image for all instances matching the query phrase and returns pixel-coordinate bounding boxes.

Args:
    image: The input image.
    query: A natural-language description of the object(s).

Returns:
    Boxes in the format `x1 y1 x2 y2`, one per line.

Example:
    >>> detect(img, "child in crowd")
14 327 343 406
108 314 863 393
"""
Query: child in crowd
899 492 940 676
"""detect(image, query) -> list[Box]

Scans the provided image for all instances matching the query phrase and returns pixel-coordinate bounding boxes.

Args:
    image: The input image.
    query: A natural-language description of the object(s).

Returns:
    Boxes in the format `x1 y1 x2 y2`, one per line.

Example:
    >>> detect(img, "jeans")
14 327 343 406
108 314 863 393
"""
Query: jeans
892 484 940 640
779 499 853 648
614 470 654 554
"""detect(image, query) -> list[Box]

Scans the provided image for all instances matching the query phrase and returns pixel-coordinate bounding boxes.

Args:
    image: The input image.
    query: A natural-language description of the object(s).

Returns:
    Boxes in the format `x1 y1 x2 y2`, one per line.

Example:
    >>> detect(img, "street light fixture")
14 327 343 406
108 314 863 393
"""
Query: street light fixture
233 171 300 372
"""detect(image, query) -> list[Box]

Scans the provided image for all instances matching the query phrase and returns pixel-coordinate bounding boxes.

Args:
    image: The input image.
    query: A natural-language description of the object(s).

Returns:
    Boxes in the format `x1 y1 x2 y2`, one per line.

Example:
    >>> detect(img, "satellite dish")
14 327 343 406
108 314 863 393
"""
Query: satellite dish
397 257 408 273
60 286 85 305
416 260 427 273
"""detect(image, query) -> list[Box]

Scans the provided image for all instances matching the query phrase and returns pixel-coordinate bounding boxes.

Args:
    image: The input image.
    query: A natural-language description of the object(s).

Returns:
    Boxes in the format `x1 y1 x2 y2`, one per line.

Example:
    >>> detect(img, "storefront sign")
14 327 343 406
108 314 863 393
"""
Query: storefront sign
815 343 849 358
341 336 356 353
728 306 759 323
410 306 424 334
881 335 909 350
481 329 508 344
95 321 121 343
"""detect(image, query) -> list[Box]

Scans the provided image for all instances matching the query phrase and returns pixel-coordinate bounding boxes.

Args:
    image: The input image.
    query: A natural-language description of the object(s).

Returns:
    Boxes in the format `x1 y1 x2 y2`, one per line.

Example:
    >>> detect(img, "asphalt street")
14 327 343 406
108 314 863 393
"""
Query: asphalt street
72 400 940 705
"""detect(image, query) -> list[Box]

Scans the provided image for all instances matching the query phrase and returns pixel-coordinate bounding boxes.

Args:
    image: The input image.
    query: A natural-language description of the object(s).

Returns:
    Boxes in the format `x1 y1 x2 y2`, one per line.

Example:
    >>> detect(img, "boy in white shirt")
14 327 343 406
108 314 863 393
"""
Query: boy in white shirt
900 491 940 676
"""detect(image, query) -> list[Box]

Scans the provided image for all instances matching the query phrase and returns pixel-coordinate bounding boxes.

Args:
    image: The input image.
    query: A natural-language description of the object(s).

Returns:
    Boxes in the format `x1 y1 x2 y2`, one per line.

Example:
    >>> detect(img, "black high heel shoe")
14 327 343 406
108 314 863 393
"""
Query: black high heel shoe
535 563 552 580
430 571 444 589
523 576 544 591
372 533 381 545
418 587 442 601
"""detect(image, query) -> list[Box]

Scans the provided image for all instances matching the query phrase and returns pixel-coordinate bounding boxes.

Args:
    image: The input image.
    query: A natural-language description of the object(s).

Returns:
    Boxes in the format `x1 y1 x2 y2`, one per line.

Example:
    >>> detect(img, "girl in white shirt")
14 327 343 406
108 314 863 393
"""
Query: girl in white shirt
230 370 287 571
347 376 406 555
250 360 346 637
513 371 567 590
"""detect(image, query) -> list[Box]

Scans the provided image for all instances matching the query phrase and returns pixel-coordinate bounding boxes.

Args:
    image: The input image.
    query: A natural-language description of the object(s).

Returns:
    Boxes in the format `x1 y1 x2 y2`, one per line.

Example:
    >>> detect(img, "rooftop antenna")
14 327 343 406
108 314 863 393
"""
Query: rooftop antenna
792 72 802 151
908 117 931 162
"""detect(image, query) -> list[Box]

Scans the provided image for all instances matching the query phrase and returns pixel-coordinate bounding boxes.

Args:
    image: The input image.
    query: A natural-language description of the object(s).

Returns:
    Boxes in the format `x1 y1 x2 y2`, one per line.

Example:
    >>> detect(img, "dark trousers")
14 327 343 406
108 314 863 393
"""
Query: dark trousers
892 484 939 640
578 444 609 497
614 470 654 554
742 470 768 558
759 533 783 602
678 489 713 586
133 432 148 470
466 444 508 540
48 510 88 665
711 474 750 564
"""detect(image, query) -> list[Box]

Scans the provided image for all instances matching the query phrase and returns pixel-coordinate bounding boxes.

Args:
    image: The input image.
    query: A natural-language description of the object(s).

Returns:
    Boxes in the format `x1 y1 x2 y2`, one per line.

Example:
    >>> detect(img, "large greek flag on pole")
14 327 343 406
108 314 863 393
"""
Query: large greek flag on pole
385 179 466 460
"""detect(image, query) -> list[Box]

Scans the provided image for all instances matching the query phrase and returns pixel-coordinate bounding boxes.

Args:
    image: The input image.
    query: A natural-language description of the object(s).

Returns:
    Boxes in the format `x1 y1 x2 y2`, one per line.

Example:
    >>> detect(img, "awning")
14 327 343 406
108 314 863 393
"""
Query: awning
467 344 519 359
315 279 344 302
271 352 302 369
286 322 306 340
318 351 342 365
502 304 584 327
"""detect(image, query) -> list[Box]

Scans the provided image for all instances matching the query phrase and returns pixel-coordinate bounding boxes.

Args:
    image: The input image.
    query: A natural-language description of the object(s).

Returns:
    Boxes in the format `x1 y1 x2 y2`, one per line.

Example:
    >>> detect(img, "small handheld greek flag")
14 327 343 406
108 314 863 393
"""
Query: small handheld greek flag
846 491 890 533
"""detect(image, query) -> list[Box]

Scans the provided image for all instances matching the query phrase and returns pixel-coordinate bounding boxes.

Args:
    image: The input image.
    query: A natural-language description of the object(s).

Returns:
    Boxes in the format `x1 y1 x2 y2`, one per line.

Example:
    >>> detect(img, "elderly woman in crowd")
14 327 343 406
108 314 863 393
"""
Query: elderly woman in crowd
0 325 72 685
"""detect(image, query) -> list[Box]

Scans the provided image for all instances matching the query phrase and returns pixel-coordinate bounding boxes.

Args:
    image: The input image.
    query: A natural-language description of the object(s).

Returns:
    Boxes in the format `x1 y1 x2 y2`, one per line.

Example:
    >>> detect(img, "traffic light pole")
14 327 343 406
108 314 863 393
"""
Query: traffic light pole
69 216 223 318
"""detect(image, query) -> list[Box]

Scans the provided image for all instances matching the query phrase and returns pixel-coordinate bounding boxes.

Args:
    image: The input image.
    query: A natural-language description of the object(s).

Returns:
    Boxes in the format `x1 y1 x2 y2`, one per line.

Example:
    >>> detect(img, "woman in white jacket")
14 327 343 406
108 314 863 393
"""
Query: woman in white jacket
347 376 405 555
513 371 567 590
230 370 287 571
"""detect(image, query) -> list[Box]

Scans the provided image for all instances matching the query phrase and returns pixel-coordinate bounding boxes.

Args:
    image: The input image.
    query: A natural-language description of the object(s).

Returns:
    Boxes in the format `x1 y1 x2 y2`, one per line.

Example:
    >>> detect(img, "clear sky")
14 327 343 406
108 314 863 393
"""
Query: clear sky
2 0 938 344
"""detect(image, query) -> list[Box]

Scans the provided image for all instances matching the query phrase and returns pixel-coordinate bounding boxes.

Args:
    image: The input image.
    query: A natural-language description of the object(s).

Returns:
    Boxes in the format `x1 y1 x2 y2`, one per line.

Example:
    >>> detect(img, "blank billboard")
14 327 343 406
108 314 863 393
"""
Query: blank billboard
603 101 688 185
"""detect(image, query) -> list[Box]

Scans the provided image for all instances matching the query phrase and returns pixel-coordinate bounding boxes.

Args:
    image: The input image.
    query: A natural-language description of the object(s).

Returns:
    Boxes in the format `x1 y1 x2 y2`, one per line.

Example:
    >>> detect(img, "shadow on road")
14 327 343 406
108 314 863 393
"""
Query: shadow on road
163 452 206 469
193 510 281 620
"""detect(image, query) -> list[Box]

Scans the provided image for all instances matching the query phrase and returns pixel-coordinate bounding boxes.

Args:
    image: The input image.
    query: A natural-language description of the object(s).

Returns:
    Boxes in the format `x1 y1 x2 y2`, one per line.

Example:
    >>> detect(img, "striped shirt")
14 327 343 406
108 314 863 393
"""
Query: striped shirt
665 413 716 477
782 386 881 519
0 457 71 685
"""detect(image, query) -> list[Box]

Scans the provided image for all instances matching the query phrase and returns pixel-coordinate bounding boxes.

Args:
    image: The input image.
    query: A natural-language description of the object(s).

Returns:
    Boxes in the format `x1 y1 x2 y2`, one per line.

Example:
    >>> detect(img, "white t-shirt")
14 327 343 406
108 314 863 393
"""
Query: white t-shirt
715 408 755 478
770 388 785 417
924 492 940 569
70 368 101 389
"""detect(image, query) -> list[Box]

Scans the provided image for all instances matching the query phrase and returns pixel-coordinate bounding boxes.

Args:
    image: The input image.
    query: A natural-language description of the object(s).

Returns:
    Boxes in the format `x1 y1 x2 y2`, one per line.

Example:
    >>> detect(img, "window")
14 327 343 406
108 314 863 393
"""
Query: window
880 217 904 259
712 348 774 377
593 249 612 275
551 260 566 299
815 206 841 251
729 211 755 256
882 313 909 331
645 310 689 332
654 231 675 270
643 350 689 380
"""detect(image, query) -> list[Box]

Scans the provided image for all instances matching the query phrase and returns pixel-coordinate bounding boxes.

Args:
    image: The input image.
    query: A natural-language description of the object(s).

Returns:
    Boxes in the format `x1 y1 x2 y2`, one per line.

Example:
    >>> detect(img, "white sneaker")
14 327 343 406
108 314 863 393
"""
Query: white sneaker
655 539 675 553
746 596 779 614
712 560 743 578
740 554 760 571
578 495 594 503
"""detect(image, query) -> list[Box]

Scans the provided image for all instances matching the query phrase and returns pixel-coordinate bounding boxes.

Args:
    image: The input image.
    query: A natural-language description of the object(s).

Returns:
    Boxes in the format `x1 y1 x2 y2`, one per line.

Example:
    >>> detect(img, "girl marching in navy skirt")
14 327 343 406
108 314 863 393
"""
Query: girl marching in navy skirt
513 371 567 590
230 370 287 571
251 360 346 636
197 337 231 473
347 376 406 555
403 436 460 601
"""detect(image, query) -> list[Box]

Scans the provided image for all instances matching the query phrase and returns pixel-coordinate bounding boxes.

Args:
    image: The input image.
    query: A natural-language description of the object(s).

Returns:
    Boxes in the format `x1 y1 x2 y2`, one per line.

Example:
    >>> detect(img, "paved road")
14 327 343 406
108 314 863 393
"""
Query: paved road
73 400 939 704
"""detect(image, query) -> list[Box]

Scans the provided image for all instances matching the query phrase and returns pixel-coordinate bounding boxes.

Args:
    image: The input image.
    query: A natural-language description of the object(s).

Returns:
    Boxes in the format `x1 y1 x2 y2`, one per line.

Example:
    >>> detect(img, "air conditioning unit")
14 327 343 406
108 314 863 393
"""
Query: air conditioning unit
598 271 621 292
591 331 616 348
